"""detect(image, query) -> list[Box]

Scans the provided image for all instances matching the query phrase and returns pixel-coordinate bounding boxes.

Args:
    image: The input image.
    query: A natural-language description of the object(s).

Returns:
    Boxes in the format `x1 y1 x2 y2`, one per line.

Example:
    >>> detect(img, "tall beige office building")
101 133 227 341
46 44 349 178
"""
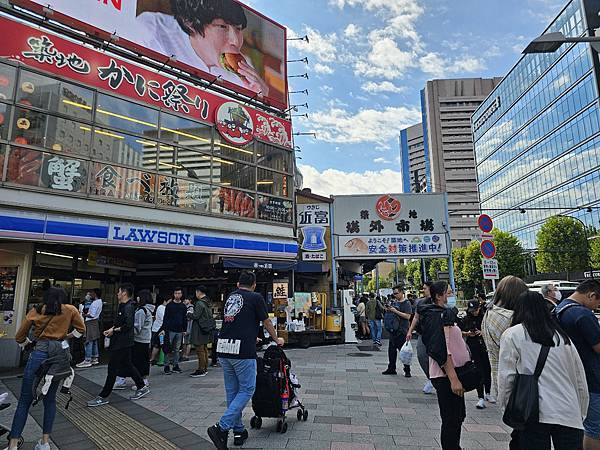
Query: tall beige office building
401 77 502 247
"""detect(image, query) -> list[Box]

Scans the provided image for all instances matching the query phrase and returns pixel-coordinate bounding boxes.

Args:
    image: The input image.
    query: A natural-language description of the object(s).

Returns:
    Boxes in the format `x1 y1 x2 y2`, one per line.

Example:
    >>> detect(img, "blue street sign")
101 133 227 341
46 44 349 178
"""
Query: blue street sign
480 240 496 259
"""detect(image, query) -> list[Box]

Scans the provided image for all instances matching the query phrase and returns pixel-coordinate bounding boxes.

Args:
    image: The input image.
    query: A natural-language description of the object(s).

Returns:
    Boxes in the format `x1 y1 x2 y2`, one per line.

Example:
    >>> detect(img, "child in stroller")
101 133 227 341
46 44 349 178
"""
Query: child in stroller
250 345 308 434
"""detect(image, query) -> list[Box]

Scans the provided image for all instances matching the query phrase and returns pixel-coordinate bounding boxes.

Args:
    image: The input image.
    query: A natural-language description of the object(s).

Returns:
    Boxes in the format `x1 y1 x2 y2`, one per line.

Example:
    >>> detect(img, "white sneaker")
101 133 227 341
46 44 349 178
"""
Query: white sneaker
422 380 434 394
113 378 127 390
76 360 92 368
485 394 496 404
91 358 99 365
131 380 149 390
476 398 486 409
34 440 51 450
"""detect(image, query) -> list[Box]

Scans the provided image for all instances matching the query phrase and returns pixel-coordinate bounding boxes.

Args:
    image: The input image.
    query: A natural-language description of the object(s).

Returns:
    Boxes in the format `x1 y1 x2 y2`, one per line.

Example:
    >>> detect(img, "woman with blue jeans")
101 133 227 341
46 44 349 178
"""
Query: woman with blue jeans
6 287 85 450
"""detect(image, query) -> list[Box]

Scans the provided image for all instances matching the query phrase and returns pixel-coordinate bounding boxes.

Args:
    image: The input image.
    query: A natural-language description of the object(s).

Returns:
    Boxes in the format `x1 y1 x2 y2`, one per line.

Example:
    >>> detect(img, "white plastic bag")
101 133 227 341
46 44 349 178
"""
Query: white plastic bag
399 341 413 365
104 336 111 349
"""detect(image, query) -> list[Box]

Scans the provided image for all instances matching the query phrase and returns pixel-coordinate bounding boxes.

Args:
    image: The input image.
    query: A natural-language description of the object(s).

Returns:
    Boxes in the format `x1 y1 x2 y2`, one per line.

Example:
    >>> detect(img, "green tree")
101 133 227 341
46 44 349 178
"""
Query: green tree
590 237 600 269
492 228 526 278
405 260 422 288
428 258 449 281
462 240 483 284
452 247 466 288
536 216 589 274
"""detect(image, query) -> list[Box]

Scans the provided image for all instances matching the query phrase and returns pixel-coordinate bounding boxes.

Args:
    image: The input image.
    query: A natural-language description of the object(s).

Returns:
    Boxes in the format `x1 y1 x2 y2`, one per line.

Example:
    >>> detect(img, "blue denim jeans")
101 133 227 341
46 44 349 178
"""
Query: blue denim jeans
167 331 183 366
370 320 382 343
219 358 257 432
84 340 99 360
10 350 58 438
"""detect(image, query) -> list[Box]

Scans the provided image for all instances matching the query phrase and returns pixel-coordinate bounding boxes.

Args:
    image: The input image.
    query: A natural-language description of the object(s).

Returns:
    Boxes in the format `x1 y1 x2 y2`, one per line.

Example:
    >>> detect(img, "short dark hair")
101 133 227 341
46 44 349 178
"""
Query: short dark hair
37 287 65 315
195 285 208 294
93 288 102 298
430 281 448 301
174 287 183 294
576 280 600 296
238 271 256 287
393 284 404 292
423 281 433 288
171 0 247 37
137 289 152 308
119 283 134 299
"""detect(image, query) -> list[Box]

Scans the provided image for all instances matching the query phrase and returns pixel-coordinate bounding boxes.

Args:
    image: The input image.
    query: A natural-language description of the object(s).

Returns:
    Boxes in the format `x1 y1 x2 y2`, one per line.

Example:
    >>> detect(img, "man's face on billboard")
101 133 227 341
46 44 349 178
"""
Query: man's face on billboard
199 19 244 57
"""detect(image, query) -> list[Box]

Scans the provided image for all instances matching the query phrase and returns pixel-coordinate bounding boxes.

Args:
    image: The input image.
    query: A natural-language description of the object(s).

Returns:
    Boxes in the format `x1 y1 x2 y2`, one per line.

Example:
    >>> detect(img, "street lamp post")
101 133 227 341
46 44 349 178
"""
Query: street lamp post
558 214 592 276
523 32 600 54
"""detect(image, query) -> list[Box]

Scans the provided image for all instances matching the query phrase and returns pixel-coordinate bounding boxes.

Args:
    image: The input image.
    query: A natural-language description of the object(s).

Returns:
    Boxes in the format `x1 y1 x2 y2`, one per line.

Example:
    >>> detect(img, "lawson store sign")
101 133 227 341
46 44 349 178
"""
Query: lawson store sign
0 209 298 258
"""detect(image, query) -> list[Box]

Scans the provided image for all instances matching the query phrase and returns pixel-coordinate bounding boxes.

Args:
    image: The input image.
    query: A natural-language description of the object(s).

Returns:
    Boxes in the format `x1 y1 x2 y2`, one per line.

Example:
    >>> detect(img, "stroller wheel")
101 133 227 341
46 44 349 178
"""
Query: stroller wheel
276 420 282 433
297 409 303 421
281 422 288 433
303 409 309 421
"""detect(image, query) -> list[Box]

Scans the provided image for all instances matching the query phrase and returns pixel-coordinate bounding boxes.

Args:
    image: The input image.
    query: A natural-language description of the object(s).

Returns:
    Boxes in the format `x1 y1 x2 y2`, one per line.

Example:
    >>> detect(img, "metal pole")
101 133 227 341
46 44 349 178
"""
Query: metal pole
492 278 496 292
375 264 380 293
329 200 337 308
395 259 399 285
443 193 456 292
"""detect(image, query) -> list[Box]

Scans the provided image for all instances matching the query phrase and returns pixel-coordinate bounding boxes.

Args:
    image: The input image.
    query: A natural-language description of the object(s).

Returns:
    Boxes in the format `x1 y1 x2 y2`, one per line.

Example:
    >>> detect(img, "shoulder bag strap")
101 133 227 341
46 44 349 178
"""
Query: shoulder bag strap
533 346 550 378
34 315 55 341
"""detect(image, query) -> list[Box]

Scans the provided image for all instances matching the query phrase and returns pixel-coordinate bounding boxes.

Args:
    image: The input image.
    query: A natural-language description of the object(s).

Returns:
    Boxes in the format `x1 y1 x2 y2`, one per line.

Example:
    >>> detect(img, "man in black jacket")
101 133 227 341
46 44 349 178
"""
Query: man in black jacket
87 283 149 407
162 287 188 374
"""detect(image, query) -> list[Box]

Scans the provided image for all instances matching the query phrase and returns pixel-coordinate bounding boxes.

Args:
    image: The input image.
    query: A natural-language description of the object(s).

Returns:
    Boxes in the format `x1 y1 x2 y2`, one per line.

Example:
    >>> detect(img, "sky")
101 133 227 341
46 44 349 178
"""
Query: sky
241 0 566 197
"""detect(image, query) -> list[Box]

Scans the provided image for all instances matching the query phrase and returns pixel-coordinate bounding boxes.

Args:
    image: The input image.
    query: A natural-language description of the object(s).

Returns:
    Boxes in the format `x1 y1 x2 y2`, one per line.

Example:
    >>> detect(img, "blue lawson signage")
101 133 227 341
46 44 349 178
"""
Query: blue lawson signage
112 225 192 247
0 210 298 258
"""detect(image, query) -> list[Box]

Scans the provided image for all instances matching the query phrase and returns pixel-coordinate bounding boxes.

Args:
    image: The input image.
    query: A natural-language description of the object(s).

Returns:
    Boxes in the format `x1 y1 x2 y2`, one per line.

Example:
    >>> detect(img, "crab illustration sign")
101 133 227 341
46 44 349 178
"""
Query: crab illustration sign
332 193 450 259
216 102 254 146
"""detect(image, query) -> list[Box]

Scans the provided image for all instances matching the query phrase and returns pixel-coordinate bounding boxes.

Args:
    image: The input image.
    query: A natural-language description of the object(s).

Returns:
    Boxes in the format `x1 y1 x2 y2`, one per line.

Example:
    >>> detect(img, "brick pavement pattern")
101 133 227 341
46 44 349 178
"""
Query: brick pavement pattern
3 341 513 449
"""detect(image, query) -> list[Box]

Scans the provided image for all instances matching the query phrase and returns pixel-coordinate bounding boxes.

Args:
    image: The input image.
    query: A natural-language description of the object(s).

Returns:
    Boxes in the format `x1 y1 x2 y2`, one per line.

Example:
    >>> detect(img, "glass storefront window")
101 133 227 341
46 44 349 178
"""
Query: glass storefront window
211 187 255 219
89 161 156 204
92 126 157 170
257 195 293 224
160 113 212 152
257 168 290 197
157 175 211 212
157 147 211 183
0 144 6 180
213 156 255 190
0 63 16 102
11 108 92 156
17 70 94 121
96 93 158 136
213 135 254 163
0 103 10 140
256 142 292 174
6 147 87 193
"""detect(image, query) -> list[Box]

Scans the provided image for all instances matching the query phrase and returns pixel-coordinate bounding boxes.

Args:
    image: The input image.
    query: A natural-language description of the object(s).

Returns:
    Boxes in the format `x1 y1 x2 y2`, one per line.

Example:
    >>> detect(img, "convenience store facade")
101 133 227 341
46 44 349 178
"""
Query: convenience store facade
0 12 296 367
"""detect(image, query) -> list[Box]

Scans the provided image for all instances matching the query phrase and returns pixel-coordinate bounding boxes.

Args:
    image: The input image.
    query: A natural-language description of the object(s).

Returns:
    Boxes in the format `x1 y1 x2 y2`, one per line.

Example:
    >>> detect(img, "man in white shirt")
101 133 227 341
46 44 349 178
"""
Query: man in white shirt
150 297 169 365
137 0 269 97
77 288 103 368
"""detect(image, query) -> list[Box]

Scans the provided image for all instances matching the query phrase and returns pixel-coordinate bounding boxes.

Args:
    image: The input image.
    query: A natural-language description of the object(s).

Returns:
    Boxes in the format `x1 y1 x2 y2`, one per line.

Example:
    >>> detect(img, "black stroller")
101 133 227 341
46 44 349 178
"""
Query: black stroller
1 393 24 449
250 345 308 434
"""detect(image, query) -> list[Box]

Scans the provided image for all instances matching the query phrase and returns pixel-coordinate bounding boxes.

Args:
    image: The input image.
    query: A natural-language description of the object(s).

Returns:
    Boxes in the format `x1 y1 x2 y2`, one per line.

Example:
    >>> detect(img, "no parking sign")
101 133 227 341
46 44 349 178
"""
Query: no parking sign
480 240 496 259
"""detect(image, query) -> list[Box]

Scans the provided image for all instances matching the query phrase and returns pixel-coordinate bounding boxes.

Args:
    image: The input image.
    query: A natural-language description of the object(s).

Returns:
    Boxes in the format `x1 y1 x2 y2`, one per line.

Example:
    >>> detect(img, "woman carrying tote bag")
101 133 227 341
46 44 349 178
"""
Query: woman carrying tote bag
499 291 589 450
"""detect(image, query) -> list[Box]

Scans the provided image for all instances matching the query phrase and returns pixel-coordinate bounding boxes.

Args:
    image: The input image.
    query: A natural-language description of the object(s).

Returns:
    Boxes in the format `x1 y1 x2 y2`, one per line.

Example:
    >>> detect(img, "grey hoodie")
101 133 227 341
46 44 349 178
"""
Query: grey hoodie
134 304 154 344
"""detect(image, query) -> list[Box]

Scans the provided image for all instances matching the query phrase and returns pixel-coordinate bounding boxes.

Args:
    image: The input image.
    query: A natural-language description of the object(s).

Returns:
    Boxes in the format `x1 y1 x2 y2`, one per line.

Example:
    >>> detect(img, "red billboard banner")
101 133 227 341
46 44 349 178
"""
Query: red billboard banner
13 0 288 109
0 15 292 148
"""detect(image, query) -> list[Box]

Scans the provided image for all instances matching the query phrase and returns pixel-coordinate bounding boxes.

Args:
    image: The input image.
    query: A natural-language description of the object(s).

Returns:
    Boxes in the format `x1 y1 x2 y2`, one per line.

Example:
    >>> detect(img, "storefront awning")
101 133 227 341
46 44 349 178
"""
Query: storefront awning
222 258 297 271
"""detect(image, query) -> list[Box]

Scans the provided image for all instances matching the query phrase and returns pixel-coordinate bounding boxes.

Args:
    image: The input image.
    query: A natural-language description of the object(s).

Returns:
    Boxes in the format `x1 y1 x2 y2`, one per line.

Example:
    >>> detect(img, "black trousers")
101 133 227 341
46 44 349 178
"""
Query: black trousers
211 331 218 365
431 377 466 450
518 422 583 450
99 347 144 398
387 333 410 372
469 342 491 398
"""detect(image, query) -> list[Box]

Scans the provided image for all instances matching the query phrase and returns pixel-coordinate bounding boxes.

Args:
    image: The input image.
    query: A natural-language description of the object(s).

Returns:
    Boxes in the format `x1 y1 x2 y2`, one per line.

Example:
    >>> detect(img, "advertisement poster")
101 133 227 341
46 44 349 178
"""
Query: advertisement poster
0 267 18 312
21 0 288 108
257 195 293 224
0 15 292 148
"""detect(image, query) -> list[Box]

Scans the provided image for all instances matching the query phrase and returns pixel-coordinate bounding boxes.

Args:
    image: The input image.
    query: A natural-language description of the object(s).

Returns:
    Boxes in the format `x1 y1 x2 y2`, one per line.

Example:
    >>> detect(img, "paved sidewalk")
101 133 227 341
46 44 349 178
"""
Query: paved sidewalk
72 340 510 450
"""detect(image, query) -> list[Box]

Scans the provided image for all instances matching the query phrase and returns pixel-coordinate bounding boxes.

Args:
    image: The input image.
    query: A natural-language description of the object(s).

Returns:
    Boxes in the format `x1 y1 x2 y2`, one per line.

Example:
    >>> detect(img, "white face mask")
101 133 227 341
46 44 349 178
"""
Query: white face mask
554 290 562 301
447 296 457 308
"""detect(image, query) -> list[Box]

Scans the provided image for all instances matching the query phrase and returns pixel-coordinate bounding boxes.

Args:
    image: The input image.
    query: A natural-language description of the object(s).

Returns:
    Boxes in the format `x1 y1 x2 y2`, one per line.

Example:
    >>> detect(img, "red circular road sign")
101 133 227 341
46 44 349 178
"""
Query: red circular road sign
480 240 496 259
478 214 494 233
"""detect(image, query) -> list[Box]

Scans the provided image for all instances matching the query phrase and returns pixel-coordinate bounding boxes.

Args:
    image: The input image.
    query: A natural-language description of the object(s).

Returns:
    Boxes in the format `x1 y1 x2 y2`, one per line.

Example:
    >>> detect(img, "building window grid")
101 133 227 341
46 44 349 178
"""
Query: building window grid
475 44 592 165
477 73 597 183
473 0 585 140
0 63 294 225
480 101 599 203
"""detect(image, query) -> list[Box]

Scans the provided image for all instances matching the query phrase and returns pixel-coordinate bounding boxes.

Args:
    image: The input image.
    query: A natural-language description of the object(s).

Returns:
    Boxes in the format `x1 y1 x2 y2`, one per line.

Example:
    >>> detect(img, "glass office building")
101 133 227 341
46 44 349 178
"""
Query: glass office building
473 0 600 249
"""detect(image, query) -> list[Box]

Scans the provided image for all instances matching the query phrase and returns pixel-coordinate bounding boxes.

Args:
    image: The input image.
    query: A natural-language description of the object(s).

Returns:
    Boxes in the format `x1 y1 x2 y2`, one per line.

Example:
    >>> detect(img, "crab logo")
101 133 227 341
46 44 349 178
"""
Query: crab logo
375 194 401 221
216 101 254 146
224 293 244 322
